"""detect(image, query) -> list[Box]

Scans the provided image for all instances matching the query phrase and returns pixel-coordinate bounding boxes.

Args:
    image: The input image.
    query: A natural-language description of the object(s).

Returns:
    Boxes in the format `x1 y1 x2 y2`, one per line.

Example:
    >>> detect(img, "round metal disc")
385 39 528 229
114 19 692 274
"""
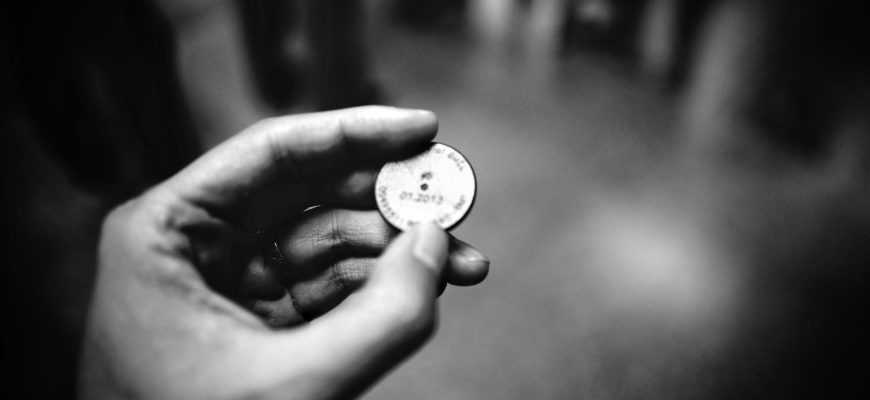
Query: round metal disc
375 142 477 231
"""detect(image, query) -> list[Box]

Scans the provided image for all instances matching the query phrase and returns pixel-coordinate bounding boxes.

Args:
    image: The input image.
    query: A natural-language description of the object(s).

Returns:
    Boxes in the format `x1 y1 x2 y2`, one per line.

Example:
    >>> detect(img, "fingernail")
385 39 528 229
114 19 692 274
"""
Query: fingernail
457 246 490 267
412 222 448 271
409 109 437 122
449 239 491 266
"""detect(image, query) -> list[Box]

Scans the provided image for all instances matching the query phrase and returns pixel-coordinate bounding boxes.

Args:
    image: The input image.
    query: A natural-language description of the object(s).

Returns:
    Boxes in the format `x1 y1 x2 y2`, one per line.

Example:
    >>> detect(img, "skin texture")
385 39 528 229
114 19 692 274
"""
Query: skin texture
244 207 489 325
78 106 489 399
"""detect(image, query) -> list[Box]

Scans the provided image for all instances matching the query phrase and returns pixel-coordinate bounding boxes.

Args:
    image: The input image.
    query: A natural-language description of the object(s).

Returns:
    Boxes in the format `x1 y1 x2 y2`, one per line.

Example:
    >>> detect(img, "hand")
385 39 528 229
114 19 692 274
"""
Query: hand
79 106 489 399
241 207 490 326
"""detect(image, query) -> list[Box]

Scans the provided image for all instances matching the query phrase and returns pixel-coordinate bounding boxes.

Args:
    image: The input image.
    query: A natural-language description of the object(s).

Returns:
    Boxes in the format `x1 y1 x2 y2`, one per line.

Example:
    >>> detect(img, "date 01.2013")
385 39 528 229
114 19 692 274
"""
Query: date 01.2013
398 191 444 205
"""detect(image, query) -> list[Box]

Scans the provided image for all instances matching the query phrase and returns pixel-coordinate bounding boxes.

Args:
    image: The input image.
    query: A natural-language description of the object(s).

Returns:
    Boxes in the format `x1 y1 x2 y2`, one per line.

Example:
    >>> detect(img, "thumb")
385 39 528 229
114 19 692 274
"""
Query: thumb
266 222 449 398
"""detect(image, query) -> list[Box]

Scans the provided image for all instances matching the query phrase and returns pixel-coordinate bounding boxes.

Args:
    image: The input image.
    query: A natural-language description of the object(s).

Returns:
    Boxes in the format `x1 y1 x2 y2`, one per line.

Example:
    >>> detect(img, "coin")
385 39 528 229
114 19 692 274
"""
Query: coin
375 142 476 231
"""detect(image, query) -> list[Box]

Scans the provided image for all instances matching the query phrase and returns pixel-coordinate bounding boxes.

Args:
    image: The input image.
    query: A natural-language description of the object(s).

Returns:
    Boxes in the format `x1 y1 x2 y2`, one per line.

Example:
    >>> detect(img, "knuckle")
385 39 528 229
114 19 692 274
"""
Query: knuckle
314 233 343 255
330 259 371 289
326 210 346 244
314 213 348 254
99 199 142 243
285 209 393 264
322 211 392 252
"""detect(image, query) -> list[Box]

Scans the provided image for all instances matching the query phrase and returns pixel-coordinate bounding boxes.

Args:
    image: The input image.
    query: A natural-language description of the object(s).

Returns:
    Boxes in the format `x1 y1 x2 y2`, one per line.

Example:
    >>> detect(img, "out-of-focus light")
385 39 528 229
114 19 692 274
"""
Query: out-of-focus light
575 0 614 26
470 0 515 43
585 203 739 326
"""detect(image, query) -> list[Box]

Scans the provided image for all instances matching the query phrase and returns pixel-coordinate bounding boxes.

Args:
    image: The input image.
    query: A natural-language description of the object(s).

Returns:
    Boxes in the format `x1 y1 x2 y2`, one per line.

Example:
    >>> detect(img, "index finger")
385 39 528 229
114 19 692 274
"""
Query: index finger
163 106 438 226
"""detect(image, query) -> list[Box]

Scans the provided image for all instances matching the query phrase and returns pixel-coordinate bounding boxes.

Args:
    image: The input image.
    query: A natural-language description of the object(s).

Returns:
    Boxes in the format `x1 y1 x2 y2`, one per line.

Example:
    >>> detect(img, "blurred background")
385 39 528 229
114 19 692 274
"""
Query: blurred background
4 0 870 398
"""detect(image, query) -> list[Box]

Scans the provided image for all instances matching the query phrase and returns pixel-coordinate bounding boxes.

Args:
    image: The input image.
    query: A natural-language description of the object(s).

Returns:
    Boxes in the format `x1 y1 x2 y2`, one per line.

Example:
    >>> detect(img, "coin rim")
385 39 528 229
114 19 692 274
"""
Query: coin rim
374 141 477 231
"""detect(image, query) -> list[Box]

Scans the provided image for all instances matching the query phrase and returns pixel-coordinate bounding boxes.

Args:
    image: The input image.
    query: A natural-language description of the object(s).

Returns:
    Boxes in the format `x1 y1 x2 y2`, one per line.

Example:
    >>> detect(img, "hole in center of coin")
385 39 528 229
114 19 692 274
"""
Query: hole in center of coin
420 183 429 191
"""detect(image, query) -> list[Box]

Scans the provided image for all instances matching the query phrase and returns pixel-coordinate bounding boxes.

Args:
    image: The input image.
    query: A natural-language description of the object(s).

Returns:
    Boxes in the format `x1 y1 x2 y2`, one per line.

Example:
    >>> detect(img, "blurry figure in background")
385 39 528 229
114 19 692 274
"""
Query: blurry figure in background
237 0 382 112
678 1 870 161
304 0 383 109
559 0 711 85
236 0 307 109
565 0 868 165
636 1 869 162
159 0 271 146
164 0 379 147
637 0 710 87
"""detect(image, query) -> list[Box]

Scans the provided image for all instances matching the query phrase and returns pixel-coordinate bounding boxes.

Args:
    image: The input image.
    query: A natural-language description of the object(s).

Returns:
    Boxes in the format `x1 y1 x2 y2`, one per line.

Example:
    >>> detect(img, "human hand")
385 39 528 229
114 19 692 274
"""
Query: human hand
241 206 489 326
79 106 489 399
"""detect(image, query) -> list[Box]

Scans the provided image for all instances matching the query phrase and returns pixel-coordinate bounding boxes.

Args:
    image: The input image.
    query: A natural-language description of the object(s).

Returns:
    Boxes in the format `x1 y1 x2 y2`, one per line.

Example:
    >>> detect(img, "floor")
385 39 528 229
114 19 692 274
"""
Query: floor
342 2 867 398
364 2 735 398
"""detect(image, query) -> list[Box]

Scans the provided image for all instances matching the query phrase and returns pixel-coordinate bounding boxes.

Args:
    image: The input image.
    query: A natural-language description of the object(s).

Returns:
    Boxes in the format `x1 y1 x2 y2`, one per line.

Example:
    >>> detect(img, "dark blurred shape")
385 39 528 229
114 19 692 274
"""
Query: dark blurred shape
5 1 199 195
637 0 712 87
239 0 382 110
307 0 383 109
723 204 870 398
680 1 870 158
560 0 646 57
3 0 199 397
238 0 306 108
392 0 468 31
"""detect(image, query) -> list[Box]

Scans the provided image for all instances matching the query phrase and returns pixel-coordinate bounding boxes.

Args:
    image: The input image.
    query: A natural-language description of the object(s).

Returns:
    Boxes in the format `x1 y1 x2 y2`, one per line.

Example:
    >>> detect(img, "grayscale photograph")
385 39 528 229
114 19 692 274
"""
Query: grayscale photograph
4 0 869 398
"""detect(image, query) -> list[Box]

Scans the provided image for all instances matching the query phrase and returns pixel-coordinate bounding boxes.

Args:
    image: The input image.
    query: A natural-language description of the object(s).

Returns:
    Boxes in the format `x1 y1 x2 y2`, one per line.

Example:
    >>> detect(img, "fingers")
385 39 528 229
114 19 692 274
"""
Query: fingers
446 238 490 286
162 106 437 226
274 208 489 286
271 223 449 398
239 256 286 301
238 256 306 327
277 209 392 269
245 293 304 328
238 208 488 324
287 258 375 320
256 208 486 320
